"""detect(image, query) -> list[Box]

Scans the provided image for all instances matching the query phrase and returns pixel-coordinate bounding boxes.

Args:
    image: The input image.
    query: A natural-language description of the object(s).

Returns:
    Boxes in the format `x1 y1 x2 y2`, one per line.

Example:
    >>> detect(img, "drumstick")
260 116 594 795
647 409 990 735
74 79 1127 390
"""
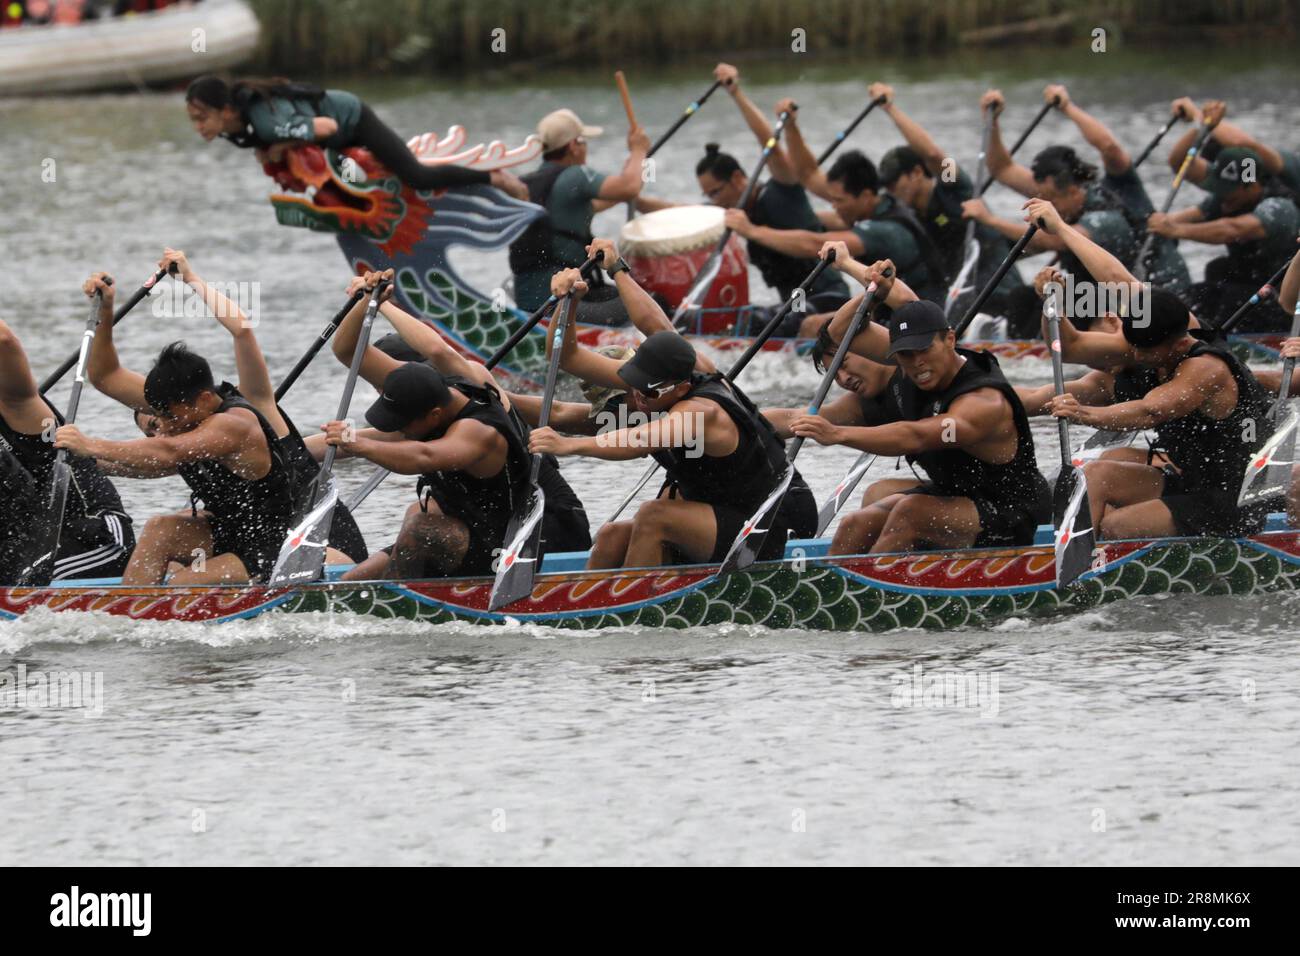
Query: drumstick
615 71 638 128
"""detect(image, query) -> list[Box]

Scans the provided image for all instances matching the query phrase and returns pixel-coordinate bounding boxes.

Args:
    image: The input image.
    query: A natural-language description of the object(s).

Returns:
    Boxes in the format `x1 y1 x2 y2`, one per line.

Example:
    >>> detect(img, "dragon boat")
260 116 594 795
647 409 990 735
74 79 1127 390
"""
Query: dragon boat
260 139 1285 392
4 520 1297 631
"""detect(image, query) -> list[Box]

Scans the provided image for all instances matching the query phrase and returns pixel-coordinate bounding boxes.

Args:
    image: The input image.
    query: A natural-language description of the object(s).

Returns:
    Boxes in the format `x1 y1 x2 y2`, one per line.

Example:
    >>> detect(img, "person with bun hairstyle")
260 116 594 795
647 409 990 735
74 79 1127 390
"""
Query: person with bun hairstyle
184 74 527 199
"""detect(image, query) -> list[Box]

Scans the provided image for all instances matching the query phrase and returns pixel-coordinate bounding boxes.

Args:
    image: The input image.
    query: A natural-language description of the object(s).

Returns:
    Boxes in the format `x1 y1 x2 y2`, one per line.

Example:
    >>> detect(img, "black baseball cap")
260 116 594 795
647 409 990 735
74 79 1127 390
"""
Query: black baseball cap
1204 147 1264 197
617 331 696 393
365 362 452 431
886 300 951 356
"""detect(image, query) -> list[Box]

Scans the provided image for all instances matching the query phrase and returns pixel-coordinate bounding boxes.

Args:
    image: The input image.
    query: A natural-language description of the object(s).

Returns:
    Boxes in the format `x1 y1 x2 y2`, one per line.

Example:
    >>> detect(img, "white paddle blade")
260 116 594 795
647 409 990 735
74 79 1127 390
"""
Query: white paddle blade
489 487 546 612
1238 404 1299 506
815 454 872 537
1053 466 1095 589
719 467 794 576
267 481 338 586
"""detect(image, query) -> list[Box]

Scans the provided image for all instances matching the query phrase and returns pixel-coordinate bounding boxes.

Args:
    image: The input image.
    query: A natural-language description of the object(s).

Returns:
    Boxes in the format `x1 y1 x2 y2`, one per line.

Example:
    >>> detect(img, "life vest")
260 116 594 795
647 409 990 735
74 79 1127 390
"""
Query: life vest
507 163 596 276
886 348 1048 509
222 81 327 150
415 378 534 537
177 384 297 537
866 195 951 300
1061 183 1143 281
746 181 825 297
650 373 789 512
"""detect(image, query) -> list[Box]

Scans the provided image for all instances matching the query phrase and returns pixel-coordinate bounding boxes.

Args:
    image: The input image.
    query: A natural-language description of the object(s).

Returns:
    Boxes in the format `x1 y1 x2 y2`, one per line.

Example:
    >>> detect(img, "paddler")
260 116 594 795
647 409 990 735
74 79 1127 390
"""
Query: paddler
1167 98 1300 197
529 272 818 569
1147 146 1300 330
321 272 590 581
636 63 851 335
724 97 947 313
185 74 529 198
961 89 1150 336
791 247 1050 556
867 81 1027 319
507 108 652 324
58 320 299 585
0 316 134 583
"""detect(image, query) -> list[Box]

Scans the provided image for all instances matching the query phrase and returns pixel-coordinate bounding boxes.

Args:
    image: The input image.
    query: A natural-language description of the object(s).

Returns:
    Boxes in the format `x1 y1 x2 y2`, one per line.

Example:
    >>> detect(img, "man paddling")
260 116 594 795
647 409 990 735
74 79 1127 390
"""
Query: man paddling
636 64 851 335
1167 97 1300 197
508 108 651 323
0 318 134 583
793 250 1050 556
1147 147 1300 330
530 274 817 569
1048 292 1281 539
725 109 946 311
321 272 588 581
867 81 1027 317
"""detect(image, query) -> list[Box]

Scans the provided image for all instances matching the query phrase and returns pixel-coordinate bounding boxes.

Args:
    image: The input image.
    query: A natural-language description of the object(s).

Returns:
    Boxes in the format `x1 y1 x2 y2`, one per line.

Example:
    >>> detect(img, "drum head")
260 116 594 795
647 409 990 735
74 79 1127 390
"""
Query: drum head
618 205 725 258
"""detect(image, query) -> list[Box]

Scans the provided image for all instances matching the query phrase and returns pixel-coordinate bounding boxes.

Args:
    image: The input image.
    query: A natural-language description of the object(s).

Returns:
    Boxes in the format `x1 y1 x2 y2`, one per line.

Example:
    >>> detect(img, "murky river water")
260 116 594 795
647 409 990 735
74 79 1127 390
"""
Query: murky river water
2 46 1298 865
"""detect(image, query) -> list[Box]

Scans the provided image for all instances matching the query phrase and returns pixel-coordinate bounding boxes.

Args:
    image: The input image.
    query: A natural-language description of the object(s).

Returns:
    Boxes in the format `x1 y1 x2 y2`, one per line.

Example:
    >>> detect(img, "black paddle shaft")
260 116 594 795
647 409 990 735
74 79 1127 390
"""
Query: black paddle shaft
955 222 1039 337
1134 120 1216 278
274 289 366 402
648 79 723 158
816 96 887 166
1133 113 1180 170
1218 259 1292 333
485 255 598 369
726 252 835 378
40 270 155 395
318 280 391 484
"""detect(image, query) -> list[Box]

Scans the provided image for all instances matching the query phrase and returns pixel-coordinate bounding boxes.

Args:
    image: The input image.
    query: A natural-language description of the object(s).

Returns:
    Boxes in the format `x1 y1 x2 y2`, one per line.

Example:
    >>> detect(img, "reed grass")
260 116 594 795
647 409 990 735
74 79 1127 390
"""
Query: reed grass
244 0 1297 76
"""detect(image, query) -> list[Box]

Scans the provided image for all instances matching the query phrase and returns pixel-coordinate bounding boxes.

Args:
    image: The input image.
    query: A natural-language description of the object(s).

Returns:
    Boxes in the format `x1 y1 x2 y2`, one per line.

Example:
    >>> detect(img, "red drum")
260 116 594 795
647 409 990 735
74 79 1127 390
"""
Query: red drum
619 205 749 333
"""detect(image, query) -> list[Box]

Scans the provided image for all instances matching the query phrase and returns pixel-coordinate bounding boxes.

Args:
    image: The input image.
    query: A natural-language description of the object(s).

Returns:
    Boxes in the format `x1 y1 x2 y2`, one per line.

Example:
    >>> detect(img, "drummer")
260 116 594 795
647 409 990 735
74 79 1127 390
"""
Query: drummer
507 108 652 326
637 63 850 336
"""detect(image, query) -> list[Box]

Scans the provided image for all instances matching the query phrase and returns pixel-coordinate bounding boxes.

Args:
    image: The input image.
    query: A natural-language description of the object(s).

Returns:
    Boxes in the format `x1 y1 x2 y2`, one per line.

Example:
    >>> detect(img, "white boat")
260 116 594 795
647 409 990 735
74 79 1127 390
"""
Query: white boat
0 0 260 96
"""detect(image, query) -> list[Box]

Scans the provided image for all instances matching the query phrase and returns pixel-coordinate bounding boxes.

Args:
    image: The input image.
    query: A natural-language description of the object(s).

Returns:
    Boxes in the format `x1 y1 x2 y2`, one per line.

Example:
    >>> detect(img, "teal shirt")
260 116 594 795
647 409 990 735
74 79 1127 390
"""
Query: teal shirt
852 194 940 301
1196 195 1300 278
1101 165 1190 295
244 90 363 150
513 164 607 310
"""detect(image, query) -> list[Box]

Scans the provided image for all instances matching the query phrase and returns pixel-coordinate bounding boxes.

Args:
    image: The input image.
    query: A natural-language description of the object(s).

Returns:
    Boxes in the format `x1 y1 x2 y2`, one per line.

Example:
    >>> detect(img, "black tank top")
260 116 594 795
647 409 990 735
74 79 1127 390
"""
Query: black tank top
507 163 595 276
177 383 297 535
885 348 1049 512
650 374 790 512
1150 342 1276 492
0 399 127 521
416 378 534 536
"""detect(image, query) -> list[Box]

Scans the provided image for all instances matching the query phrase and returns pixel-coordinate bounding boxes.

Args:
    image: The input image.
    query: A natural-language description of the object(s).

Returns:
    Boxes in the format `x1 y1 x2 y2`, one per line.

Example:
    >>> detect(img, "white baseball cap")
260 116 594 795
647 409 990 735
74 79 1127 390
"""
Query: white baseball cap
538 109 603 152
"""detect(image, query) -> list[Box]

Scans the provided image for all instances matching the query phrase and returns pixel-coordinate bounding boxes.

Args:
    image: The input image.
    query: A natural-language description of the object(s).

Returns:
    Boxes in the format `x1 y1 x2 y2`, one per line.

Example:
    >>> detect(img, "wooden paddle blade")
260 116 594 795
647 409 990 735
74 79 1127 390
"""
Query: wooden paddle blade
719 467 794 576
1238 404 1299 506
16 460 73 587
267 481 338 586
489 487 546 611
815 453 873 537
1053 466 1095 589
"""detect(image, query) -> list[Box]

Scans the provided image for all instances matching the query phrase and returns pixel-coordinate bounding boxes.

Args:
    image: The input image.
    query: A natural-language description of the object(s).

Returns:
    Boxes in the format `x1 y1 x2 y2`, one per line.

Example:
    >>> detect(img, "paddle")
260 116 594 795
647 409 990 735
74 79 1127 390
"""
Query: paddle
626 78 724 222
489 294 575 611
815 95 887 166
615 71 637 128
39 266 168 395
953 222 1039 339
671 107 796 329
18 288 109 587
814 452 876 536
944 107 995 317
267 279 391 586
1218 259 1292 333
1237 297 1300 507
339 255 603 516
1133 117 1216 281
1132 113 1181 171
1044 289 1096 588
605 252 838 524
274 289 366 402
976 97 1058 198
718 269 889 575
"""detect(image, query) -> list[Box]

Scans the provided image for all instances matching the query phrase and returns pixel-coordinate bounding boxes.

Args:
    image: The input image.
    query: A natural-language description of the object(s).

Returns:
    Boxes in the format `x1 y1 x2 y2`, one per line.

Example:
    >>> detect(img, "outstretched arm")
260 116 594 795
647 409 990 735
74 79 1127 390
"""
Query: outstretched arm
716 64 798 185
1050 355 1227 430
982 90 1037 196
1048 84 1130 175
81 272 149 412
376 299 509 410
332 271 402 390
791 387 1007 455
874 83 947 176
0 319 49 434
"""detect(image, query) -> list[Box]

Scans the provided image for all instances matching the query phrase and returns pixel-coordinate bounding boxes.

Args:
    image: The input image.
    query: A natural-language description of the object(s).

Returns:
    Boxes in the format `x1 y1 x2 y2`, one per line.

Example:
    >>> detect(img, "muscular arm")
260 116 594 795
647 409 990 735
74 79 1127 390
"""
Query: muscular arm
343 418 503 476
745 225 863 261
193 273 286 431
783 114 832 201
1016 370 1115 415
1280 248 1300 315
764 391 864 437
81 409 254 476
730 87 797 184
597 148 650 202
0 319 50 433
377 300 508 409
550 400 719 461
1212 121 1286 178
508 393 598 434
1067 356 1227 430
1164 213 1268 245
332 291 402 389
1062 101 1130 175
84 293 149 412
816 388 1008 455
985 115 1036 196
883 101 947 175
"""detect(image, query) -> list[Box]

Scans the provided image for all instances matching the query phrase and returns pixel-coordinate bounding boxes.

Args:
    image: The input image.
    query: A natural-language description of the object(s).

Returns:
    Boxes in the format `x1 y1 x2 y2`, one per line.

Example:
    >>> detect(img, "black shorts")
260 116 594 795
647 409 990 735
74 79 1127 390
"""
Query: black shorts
327 504 369 563
1159 467 1277 537
904 482 1045 548
658 480 817 566
209 514 291 584
51 512 135 582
